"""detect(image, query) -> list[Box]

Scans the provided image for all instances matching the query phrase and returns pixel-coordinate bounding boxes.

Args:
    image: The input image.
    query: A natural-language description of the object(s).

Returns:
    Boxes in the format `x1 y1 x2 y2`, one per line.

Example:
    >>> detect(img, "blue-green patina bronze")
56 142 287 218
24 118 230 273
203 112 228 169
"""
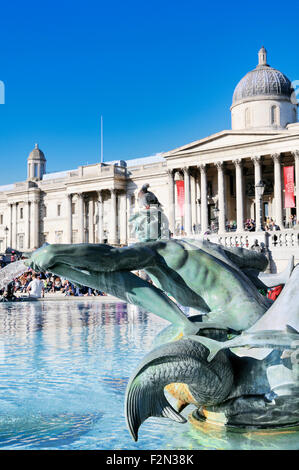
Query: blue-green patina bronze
24 207 299 442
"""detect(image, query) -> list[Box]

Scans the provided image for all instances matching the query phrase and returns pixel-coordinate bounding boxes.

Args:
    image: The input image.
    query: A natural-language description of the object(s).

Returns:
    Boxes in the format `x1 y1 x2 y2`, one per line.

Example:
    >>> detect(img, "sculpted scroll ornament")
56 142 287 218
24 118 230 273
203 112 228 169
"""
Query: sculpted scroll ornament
291 150 299 161
271 153 281 164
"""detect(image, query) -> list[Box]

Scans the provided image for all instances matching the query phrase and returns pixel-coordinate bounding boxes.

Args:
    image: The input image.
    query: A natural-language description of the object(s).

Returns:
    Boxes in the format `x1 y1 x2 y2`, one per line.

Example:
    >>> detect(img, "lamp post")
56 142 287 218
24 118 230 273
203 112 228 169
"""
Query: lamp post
255 180 265 231
4 226 9 250
214 207 220 232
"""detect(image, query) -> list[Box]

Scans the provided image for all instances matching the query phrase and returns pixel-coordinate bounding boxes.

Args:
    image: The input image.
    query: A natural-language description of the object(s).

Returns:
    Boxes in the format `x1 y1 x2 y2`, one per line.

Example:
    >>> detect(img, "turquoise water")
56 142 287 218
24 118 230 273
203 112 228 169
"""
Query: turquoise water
0 300 298 450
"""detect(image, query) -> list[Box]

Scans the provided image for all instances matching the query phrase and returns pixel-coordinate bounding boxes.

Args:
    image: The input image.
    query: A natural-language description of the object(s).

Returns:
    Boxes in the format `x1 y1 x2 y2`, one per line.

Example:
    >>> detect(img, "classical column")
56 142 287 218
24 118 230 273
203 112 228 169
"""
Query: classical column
183 167 192 236
167 169 175 235
66 194 72 243
110 188 118 245
24 202 30 249
78 193 85 243
8 203 13 247
272 153 283 228
216 161 226 233
196 173 201 229
10 203 17 248
32 199 40 249
252 155 263 231
199 164 208 233
190 171 197 232
292 151 299 220
234 159 244 232
119 192 127 245
88 198 94 243
97 191 104 243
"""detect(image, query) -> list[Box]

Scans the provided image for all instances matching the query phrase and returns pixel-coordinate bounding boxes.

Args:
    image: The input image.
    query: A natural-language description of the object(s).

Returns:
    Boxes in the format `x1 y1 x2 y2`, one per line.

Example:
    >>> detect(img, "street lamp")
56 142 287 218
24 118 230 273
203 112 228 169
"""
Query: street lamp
255 180 265 231
214 207 220 232
4 226 9 250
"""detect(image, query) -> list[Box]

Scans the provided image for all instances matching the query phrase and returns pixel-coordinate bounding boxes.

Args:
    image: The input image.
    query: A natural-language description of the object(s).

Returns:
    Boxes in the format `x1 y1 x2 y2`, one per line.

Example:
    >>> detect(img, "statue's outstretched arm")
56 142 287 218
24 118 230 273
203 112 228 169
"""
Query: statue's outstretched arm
48 262 200 335
25 243 158 274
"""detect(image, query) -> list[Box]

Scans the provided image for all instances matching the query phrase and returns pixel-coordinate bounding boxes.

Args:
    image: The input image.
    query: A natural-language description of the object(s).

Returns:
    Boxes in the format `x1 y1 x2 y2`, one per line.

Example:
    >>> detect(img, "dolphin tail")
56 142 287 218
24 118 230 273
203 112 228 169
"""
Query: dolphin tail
258 255 294 288
126 377 186 441
278 255 295 284
186 335 225 362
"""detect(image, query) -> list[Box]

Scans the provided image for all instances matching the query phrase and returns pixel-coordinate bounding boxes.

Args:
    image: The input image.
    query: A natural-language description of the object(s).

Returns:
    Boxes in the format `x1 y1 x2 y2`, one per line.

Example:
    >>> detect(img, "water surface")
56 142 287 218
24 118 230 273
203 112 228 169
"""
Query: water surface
0 300 297 450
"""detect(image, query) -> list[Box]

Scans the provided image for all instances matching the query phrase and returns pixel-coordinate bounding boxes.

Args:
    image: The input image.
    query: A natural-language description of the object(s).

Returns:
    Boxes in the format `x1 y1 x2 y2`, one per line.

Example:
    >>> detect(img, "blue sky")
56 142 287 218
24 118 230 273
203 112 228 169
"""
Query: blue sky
0 0 299 184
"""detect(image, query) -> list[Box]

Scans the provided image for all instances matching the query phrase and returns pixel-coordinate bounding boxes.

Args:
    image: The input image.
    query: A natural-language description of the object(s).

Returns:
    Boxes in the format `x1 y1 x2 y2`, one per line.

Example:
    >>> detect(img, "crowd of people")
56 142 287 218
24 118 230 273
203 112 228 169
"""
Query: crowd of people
0 268 107 301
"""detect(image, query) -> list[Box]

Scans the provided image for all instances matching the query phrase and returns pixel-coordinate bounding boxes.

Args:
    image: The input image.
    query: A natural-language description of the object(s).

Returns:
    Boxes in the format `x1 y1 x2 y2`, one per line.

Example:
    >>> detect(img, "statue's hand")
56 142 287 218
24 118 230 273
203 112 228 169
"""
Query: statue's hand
24 245 56 272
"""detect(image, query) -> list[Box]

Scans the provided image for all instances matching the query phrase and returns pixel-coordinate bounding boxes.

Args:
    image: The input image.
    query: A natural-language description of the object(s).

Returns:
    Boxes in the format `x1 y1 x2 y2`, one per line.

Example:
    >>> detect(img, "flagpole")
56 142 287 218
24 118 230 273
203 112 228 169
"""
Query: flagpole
101 115 103 163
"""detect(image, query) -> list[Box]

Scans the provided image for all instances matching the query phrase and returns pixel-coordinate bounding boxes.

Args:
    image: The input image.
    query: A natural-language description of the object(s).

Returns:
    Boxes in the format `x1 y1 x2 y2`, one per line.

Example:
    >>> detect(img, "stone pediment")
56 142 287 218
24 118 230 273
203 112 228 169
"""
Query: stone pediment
163 129 288 158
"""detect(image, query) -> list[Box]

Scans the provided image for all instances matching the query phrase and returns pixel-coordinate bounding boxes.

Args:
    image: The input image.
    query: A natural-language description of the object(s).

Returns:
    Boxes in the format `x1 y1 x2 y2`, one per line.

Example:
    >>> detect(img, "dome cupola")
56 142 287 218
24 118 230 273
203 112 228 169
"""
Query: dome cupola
27 143 46 180
231 48 297 130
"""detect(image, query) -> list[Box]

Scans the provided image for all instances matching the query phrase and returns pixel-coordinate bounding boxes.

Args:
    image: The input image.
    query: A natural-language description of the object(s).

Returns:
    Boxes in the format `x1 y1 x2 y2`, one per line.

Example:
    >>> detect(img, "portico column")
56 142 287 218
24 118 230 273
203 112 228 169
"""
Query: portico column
97 191 104 243
8 203 13 247
78 193 85 243
234 159 244 231
88 198 94 243
12 203 17 248
196 173 201 229
167 169 175 235
110 188 118 245
190 172 197 232
252 156 263 231
216 161 226 233
66 194 72 243
272 153 283 228
199 164 208 233
183 167 192 236
292 151 299 220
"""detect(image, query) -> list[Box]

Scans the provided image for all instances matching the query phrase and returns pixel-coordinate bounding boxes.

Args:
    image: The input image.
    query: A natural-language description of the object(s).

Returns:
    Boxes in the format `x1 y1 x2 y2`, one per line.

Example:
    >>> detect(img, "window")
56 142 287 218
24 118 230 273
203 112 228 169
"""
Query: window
20 207 23 219
34 163 38 177
72 203 76 215
245 107 251 128
57 204 61 216
55 231 63 243
18 234 24 250
0 214 3 225
271 105 279 125
72 230 78 243
263 202 269 218
294 107 297 122
42 233 48 244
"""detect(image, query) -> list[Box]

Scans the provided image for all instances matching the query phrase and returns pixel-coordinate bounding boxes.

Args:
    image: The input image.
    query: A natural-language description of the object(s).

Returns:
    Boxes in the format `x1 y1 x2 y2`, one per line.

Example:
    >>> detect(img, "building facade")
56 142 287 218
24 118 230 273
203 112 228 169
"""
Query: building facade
0 47 299 271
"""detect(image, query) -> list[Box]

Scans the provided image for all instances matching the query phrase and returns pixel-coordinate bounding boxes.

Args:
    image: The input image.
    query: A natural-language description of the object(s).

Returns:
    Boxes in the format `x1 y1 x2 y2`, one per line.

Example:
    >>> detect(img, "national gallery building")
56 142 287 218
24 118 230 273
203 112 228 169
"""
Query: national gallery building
0 47 299 270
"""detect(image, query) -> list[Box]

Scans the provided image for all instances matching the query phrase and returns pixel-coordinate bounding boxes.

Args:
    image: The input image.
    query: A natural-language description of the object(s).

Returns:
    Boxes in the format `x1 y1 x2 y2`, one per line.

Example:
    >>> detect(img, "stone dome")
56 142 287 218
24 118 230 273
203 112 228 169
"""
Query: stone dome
232 47 294 106
28 143 46 161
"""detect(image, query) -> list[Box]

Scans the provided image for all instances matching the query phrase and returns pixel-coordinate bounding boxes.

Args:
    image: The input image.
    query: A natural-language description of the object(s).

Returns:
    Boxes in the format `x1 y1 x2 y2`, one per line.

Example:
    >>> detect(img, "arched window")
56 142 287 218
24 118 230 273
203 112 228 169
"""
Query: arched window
245 107 251 128
271 105 280 125
293 107 297 123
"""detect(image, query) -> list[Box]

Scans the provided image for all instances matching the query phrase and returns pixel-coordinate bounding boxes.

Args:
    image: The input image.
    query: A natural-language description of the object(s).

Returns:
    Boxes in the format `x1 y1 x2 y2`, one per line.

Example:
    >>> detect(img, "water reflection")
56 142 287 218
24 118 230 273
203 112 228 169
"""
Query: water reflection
0 300 298 450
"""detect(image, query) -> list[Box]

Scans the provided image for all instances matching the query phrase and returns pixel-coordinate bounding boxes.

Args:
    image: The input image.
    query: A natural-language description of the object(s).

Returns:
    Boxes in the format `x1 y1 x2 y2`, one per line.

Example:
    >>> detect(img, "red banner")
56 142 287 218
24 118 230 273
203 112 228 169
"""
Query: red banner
176 180 185 217
283 166 295 208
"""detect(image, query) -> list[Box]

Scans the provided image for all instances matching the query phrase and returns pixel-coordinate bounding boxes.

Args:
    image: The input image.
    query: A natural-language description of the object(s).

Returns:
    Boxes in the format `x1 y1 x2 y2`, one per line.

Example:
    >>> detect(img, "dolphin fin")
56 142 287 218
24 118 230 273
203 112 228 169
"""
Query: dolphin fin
286 324 299 334
126 377 186 441
185 335 224 362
